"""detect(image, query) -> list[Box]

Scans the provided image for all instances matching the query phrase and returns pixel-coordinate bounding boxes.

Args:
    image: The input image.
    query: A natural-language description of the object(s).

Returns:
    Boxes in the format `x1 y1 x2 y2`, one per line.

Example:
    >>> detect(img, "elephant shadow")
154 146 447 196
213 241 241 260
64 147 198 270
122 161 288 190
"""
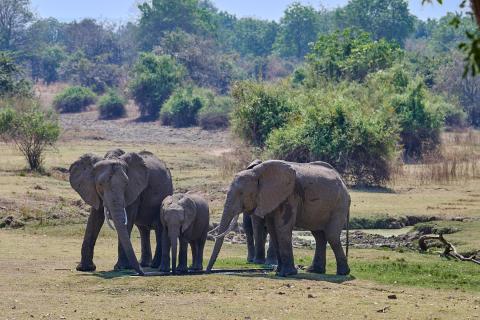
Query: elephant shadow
235 271 355 284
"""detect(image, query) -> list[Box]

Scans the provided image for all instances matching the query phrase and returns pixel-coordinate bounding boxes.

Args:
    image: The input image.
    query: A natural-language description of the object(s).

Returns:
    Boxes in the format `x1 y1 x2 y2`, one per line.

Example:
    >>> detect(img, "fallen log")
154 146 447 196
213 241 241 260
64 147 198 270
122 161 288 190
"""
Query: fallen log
418 234 480 265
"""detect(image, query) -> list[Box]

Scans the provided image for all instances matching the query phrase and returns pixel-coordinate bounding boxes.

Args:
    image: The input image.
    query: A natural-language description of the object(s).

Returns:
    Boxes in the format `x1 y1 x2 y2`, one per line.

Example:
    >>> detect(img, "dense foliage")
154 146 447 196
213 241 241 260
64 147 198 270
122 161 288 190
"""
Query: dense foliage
160 87 205 127
129 53 185 119
0 53 32 97
53 86 96 113
98 90 127 120
0 104 60 171
198 95 234 130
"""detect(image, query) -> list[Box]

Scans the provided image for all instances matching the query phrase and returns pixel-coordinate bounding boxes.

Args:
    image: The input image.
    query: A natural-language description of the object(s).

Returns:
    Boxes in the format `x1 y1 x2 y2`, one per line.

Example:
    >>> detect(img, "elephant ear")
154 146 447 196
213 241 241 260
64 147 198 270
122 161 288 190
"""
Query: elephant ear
160 195 174 225
121 153 149 206
180 195 197 233
69 154 103 210
246 159 262 170
253 161 296 218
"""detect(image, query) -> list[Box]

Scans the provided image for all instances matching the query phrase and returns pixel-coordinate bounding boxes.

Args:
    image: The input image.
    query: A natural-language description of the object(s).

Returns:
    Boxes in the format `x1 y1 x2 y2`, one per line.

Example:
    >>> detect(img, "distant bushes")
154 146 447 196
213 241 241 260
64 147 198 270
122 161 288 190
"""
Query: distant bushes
198 95 234 130
98 90 127 120
129 53 185 120
160 87 205 127
53 86 96 113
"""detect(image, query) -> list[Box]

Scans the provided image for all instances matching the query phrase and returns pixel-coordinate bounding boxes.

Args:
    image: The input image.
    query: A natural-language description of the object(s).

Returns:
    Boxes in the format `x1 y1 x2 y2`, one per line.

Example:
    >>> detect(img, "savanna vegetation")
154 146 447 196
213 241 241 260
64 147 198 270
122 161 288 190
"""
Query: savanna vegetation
1 0 480 319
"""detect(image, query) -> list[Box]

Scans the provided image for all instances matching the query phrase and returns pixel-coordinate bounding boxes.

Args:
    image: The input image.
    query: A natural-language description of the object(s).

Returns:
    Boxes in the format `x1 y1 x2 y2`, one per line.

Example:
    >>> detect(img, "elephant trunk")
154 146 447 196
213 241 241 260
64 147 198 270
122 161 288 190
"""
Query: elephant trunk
169 229 179 274
206 202 237 272
111 209 144 276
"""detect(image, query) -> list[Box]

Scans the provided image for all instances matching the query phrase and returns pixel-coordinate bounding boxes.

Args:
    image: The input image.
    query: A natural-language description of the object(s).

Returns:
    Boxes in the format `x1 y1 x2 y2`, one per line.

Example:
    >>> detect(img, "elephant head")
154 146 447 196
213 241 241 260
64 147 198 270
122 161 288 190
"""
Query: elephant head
207 160 296 272
69 152 149 275
160 194 196 274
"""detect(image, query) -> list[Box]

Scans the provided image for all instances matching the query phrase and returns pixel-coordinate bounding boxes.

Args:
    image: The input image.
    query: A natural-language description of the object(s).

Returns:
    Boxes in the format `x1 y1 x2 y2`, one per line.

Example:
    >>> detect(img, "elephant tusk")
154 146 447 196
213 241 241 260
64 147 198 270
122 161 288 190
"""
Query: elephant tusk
214 214 239 239
104 207 116 231
123 208 128 226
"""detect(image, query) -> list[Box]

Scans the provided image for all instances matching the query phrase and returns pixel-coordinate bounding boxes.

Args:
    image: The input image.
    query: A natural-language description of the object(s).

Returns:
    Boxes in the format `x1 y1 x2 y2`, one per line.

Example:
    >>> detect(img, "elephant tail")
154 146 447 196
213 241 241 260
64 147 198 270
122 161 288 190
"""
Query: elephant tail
346 204 350 260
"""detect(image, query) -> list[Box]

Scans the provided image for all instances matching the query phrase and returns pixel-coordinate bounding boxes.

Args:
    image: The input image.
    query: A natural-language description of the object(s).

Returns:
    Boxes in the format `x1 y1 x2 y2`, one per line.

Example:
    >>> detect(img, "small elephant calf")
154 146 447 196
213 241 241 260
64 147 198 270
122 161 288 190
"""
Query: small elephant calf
160 192 210 274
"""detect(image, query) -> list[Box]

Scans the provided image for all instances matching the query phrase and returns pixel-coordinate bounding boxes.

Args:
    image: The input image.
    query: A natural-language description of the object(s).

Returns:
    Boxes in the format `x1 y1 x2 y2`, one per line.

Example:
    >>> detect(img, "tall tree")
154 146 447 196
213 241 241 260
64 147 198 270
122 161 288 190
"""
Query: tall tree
275 2 320 58
233 18 278 57
0 0 33 50
338 0 414 44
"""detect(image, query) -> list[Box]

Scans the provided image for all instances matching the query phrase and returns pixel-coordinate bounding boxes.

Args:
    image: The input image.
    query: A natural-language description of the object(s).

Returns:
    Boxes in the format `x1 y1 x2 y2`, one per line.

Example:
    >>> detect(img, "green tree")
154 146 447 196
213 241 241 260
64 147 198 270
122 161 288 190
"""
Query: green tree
0 52 31 97
233 18 278 57
138 0 215 50
337 0 414 44
0 0 33 50
307 29 401 82
0 105 60 171
275 2 320 58
129 53 185 120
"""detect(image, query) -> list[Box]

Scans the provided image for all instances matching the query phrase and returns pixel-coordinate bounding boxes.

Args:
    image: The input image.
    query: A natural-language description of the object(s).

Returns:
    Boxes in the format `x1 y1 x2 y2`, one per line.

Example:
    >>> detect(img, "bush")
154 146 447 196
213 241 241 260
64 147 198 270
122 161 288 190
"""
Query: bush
0 103 60 171
231 81 294 147
129 53 185 120
198 95 234 130
160 87 205 127
0 52 32 98
98 90 127 120
266 95 398 186
53 86 96 113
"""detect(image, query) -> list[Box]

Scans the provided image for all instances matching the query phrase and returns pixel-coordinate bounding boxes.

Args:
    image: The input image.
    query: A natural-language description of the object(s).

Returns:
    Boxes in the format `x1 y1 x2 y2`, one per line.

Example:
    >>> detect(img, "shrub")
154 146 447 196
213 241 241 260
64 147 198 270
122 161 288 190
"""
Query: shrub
53 86 96 113
390 82 444 161
0 103 60 171
98 90 127 120
266 95 398 186
160 87 205 127
231 81 294 147
129 53 185 120
198 95 234 130
0 52 32 98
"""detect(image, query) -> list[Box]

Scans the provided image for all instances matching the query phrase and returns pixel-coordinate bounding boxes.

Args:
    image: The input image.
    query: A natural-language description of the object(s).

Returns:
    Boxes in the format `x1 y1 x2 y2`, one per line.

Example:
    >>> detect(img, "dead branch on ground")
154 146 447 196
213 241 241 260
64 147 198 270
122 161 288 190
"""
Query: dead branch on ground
418 234 480 265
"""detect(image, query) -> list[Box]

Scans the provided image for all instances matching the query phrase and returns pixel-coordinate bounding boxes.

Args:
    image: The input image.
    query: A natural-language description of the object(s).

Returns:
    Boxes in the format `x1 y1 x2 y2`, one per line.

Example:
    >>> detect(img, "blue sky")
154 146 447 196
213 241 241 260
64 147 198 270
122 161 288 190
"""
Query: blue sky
30 0 463 22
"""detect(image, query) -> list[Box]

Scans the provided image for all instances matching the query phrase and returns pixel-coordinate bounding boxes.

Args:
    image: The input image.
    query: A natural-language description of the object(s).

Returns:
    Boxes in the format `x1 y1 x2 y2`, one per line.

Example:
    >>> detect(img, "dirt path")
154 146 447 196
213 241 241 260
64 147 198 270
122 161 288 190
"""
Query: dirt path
1 230 478 320
60 106 231 148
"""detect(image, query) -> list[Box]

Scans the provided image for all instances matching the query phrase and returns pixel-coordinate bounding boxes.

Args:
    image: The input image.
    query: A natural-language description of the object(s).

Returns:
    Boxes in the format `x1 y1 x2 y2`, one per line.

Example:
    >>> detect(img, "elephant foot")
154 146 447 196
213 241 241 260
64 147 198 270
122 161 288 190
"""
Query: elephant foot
189 265 203 271
176 265 189 274
114 262 133 271
265 258 278 266
76 262 96 272
306 265 326 274
151 258 161 269
159 264 170 273
337 265 350 276
247 256 255 263
276 266 298 277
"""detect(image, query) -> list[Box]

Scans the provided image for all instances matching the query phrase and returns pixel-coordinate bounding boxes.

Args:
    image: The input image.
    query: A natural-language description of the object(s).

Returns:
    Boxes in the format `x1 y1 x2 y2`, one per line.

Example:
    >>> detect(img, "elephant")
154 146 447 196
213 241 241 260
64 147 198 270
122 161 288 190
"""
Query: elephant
207 160 351 277
242 160 277 265
69 149 173 275
160 192 210 274
244 211 277 265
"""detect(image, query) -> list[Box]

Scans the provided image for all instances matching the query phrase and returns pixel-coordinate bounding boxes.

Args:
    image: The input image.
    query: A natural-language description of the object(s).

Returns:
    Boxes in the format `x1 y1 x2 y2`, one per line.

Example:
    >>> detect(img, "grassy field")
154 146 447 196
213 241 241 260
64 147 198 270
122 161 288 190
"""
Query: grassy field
1 108 480 319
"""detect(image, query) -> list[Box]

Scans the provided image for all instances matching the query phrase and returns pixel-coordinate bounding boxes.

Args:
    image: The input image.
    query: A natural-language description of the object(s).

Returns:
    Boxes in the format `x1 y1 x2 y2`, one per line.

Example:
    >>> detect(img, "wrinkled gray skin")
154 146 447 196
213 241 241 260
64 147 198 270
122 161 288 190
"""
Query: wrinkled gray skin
160 193 209 274
243 214 277 265
207 160 350 277
70 149 173 275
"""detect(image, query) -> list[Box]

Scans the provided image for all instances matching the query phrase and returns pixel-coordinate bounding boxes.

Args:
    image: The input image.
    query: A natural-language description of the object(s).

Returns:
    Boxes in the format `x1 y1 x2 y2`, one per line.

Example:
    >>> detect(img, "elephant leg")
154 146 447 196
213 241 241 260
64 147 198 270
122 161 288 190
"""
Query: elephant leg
151 225 162 268
114 203 138 270
138 226 152 268
189 240 198 270
326 228 350 276
307 230 327 274
265 234 278 266
177 237 189 273
265 215 283 274
252 215 266 264
195 236 206 271
77 206 105 272
243 214 255 263
272 201 297 277
159 226 170 272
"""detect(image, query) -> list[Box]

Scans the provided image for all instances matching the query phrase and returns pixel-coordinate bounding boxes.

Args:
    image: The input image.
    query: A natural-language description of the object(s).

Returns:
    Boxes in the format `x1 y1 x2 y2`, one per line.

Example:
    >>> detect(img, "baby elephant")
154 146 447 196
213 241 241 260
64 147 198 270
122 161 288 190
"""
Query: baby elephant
160 193 210 274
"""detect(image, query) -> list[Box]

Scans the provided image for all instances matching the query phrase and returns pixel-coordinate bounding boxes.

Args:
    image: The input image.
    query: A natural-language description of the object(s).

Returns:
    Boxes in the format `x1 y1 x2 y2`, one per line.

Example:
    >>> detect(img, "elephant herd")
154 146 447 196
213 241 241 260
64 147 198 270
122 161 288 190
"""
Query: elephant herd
69 149 351 277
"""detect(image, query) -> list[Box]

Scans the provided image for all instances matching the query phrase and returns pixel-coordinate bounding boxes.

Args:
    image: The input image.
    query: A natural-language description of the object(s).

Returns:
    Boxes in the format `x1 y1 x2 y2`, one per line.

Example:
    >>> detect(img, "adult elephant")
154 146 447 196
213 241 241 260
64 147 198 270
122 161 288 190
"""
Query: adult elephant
243 214 277 265
70 149 173 275
207 160 350 277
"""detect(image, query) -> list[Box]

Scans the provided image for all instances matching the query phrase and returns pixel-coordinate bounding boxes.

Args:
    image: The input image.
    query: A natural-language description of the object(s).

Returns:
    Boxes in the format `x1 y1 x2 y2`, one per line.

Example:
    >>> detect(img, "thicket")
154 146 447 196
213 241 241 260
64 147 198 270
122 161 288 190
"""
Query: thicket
198 95 234 130
160 87 205 127
98 90 127 120
53 86 96 113
129 53 185 120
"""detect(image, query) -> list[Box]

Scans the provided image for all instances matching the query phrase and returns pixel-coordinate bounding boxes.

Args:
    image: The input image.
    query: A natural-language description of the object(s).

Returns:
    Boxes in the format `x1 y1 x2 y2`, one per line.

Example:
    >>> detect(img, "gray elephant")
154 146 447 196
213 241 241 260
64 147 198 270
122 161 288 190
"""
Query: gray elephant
70 149 173 275
207 160 351 277
160 193 209 274
244 214 277 265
